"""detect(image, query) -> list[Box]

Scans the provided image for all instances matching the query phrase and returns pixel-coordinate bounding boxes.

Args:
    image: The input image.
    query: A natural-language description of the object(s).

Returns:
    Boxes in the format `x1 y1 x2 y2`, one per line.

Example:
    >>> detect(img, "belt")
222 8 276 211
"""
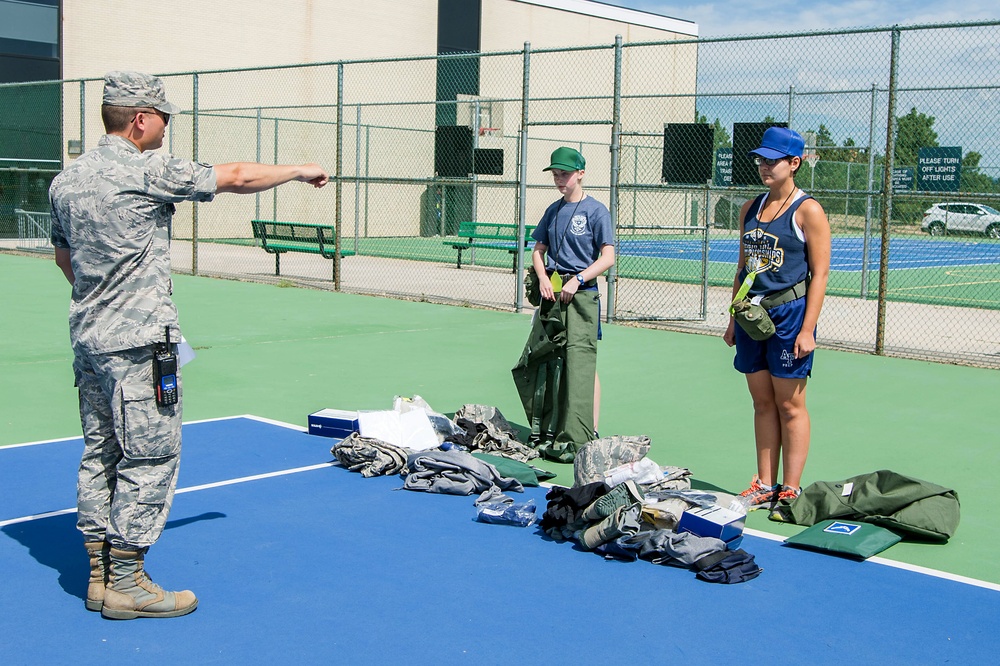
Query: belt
760 280 808 310
560 273 598 289
548 270 598 289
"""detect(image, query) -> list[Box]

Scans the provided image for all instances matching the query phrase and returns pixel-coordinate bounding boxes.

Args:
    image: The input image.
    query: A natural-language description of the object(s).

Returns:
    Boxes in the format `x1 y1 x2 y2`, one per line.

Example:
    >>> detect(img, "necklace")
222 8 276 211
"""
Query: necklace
551 195 584 271
755 188 796 232
746 188 796 275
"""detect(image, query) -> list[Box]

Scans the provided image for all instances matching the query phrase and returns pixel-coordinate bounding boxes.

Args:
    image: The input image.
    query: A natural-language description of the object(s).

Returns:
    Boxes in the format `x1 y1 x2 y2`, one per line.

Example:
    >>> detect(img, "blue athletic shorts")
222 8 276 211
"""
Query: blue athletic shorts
733 297 814 379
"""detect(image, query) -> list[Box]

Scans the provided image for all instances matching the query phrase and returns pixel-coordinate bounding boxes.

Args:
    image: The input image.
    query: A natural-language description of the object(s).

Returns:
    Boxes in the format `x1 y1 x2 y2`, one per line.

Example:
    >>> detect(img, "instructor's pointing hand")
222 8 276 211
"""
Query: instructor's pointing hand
298 163 329 188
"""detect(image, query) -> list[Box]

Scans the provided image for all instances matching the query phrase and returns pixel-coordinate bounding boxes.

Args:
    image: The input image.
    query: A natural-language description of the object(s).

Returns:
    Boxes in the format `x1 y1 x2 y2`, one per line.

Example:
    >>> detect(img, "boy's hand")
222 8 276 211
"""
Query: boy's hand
539 276 556 302
559 278 579 303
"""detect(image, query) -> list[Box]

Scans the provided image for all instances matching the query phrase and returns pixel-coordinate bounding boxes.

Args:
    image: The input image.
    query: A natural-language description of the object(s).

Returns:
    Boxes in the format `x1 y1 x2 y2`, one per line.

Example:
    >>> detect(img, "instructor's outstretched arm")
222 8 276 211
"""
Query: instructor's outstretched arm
214 162 329 194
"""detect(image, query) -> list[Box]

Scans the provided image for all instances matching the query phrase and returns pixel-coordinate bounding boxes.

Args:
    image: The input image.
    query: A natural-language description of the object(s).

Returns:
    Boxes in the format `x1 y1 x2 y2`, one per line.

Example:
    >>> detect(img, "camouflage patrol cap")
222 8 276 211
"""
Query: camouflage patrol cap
102 71 181 114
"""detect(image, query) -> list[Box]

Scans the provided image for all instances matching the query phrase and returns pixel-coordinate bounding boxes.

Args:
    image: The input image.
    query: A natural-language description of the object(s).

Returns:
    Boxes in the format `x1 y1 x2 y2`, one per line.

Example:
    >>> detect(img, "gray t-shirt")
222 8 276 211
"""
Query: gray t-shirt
531 194 613 274
50 134 217 354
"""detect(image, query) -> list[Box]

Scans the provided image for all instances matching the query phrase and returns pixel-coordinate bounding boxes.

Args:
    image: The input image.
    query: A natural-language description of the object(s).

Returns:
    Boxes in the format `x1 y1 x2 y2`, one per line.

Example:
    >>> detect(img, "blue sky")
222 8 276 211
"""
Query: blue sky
599 2 1000 168
605 1 998 37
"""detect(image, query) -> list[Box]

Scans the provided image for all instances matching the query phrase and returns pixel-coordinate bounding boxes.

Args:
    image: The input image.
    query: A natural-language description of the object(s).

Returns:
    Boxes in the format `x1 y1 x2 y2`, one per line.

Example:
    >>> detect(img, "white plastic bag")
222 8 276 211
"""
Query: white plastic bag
393 394 463 443
604 457 662 487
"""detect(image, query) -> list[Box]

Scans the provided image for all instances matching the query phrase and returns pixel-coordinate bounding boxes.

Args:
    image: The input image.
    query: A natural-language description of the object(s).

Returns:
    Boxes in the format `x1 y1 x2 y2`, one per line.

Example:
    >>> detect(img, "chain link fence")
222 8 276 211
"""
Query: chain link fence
3 21 999 368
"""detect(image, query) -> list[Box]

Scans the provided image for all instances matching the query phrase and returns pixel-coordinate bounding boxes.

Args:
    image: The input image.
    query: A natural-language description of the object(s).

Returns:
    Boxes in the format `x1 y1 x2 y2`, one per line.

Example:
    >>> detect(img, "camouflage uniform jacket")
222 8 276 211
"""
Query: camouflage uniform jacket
49 134 217 354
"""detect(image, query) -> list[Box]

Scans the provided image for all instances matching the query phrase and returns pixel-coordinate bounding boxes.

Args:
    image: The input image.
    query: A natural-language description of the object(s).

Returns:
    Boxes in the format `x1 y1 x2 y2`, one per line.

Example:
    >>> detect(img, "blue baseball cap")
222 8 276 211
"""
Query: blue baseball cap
749 127 804 160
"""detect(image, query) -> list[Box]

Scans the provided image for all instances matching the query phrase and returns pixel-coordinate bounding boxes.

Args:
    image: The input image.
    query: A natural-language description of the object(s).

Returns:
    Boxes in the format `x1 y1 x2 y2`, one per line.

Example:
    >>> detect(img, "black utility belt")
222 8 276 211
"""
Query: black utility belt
547 270 597 289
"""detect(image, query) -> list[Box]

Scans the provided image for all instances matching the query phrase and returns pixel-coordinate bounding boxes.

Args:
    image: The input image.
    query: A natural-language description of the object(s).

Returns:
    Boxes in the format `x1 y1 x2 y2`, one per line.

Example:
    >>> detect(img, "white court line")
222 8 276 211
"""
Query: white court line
2 434 83 450
238 413 307 432
0 507 76 527
0 462 337 529
0 414 266 450
743 526 1000 593
5 417 998 593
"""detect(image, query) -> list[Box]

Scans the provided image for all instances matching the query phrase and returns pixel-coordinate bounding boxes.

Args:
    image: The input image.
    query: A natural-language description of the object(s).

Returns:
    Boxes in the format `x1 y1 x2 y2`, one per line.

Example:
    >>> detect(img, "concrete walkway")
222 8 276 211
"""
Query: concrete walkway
167 239 1000 368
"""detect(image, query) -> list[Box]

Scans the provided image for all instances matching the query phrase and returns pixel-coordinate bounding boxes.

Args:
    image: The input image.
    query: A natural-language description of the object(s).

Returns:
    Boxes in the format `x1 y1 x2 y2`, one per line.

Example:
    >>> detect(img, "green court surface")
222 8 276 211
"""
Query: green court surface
2 251 998 585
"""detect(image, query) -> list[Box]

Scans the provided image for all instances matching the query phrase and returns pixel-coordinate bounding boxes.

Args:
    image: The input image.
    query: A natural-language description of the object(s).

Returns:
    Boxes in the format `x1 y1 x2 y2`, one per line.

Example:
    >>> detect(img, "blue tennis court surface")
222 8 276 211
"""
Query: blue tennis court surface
618 237 1000 272
2 416 997 664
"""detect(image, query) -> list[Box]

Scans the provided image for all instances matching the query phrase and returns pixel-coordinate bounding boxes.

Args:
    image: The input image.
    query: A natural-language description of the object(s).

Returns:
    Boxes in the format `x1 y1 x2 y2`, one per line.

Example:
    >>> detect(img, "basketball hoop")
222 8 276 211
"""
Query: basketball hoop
804 152 820 169
478 127 500 139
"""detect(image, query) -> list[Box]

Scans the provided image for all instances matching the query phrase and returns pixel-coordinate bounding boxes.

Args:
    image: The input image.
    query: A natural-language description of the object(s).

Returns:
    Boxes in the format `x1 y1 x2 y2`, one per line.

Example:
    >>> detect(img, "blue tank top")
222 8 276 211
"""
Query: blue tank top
739 191 812 297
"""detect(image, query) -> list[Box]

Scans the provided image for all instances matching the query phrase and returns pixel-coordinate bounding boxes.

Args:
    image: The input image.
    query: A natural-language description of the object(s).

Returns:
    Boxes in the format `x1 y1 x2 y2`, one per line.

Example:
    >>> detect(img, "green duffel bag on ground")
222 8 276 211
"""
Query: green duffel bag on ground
787 470 960 542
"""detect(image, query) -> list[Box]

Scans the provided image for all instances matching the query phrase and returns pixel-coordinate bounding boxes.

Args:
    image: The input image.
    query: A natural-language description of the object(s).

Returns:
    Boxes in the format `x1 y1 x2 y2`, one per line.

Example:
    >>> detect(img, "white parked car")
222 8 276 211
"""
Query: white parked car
921 203 1000 238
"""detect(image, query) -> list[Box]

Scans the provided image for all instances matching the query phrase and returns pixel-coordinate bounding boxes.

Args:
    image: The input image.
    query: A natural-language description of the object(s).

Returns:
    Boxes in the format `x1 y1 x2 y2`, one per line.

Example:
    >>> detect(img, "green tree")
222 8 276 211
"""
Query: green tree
815 124 834 149
891 108 939 225
811 124 865 163
696 113 732 153
960 151 1000 193
894 107 938 167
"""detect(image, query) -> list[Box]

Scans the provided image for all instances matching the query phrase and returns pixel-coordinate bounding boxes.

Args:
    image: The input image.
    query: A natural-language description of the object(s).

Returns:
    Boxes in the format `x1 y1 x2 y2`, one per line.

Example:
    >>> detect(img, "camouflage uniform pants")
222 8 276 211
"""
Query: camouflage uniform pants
74 345 182 550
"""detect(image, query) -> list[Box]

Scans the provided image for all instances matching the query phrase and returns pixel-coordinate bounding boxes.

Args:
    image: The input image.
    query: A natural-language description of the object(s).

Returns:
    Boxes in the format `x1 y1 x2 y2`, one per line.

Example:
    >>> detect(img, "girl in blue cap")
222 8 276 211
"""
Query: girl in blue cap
723 127 831 512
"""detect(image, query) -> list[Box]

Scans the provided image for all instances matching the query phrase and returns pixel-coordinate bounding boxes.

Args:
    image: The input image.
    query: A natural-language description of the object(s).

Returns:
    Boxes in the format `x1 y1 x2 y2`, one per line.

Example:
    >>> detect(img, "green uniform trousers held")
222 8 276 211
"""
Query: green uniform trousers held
512 290 599 462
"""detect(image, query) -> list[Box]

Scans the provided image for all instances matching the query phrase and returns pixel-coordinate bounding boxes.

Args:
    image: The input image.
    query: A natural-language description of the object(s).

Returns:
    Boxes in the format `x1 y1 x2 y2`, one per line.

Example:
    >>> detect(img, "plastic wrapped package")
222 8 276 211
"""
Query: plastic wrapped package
475 499 538 527
604 458 662 487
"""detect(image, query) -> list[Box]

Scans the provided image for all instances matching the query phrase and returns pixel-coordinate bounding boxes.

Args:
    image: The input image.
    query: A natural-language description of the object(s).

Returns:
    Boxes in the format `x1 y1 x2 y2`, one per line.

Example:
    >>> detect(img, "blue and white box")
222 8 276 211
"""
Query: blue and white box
308 409 360 439
677 505 746 549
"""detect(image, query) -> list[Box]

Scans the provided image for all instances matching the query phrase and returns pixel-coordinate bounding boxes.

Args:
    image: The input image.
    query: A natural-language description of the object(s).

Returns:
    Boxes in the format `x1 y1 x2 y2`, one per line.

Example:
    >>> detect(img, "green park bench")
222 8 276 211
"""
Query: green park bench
444 221 535 272
251 220 355 282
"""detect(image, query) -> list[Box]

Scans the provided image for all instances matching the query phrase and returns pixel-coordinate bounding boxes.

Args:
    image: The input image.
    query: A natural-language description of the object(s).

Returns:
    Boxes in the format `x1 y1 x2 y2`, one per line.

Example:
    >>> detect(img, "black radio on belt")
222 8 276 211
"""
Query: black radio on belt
154 327 179 406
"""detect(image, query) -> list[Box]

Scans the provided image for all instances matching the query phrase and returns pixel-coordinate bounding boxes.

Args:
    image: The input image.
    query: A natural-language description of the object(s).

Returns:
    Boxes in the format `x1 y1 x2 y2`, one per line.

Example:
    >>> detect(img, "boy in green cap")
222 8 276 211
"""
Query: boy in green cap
521 146 615 458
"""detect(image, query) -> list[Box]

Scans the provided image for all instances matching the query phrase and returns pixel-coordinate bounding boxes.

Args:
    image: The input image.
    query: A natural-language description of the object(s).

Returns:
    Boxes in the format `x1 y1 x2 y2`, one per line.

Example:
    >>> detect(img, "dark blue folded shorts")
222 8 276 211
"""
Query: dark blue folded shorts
733 297 813 379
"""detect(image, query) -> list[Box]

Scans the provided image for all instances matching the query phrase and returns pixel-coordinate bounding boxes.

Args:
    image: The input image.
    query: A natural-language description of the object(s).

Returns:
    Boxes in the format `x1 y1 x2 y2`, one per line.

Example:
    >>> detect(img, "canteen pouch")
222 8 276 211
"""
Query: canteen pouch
524 270 541 307
732 299 775 341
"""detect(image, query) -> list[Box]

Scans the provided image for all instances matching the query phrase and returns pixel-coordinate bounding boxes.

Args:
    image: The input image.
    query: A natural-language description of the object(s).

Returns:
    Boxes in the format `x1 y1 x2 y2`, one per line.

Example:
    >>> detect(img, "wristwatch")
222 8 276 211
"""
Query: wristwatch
576 274 586 286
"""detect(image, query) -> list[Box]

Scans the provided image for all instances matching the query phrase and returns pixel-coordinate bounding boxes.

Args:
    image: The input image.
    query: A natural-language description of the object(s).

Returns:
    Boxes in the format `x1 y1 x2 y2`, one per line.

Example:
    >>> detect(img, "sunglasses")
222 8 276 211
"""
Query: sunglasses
754 156 789 167
130 108 170 125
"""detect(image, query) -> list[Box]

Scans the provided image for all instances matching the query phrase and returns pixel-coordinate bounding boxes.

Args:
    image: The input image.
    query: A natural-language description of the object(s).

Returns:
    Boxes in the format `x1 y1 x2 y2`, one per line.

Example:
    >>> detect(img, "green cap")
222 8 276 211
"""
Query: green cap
543 146 586 172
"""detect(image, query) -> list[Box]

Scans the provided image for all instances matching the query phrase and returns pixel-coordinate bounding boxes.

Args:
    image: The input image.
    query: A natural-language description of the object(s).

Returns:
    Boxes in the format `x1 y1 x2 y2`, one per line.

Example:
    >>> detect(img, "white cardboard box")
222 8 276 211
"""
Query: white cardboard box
677 505 746 549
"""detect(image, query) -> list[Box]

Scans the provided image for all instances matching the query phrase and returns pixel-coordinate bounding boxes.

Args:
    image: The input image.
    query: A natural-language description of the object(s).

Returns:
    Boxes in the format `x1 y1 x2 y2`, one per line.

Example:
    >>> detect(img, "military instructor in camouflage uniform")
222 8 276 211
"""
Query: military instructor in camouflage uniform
49 71 328 620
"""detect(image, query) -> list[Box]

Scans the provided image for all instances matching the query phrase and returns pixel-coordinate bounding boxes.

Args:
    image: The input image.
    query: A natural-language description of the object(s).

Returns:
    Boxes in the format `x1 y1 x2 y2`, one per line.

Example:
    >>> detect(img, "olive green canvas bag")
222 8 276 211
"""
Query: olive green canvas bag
784 519 902 559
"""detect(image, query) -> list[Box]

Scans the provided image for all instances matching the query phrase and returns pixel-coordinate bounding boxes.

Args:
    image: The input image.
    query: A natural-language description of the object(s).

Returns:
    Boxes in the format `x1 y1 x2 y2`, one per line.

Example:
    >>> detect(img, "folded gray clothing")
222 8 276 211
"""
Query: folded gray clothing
619 529 727 566
331 433 408 477
475 486 515 507
402 449 524 496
